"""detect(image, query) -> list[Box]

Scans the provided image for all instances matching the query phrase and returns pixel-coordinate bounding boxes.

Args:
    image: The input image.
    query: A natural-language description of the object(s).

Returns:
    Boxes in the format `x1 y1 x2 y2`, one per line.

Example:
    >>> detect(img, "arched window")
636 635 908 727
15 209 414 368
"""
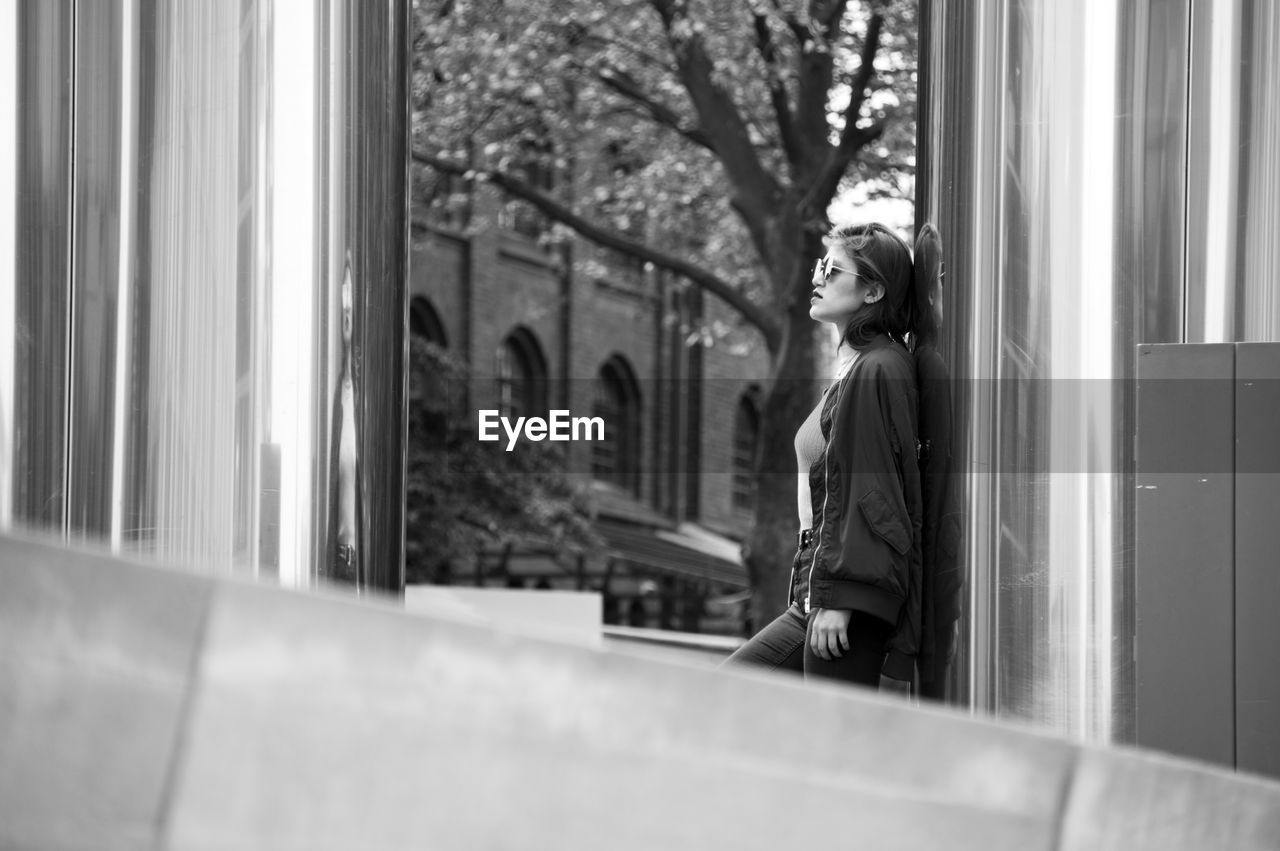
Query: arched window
592 355 641 493
408 298 448 411
495 327 548 421
410 297 448 348
733 390 761 511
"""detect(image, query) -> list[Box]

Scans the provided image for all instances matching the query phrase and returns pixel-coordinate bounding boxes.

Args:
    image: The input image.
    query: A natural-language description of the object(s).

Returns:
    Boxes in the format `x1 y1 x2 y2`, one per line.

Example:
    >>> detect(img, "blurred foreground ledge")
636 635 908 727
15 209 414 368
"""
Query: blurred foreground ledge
2 531 1278 850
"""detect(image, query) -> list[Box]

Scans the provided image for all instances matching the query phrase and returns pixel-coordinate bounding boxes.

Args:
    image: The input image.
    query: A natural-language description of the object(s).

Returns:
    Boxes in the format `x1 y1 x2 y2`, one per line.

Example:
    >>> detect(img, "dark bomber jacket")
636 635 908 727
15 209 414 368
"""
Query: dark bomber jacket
805 334 923 681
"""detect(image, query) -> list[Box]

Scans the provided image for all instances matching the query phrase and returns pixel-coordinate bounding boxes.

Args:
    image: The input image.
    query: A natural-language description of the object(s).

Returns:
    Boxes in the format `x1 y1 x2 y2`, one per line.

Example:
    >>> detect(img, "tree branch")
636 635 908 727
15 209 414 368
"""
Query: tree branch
570 28 676 76
592 63 715 152
799 117 888 218
839 10 885 151
815 0 851 41
794 5 837 159
413 149 781 348
798 11 887 216
646 0 779 257
752 12 802 170
771 0 811 44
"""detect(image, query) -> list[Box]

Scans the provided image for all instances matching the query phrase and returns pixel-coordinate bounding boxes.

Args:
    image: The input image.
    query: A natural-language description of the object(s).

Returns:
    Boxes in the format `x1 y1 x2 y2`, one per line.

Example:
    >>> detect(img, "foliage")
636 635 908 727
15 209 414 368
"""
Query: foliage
404 338 601 584
412 0 917 325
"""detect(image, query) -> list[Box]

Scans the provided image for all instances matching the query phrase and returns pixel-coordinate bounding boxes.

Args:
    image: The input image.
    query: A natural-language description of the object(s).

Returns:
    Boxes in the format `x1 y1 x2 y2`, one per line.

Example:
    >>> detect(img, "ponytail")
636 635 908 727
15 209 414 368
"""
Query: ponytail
913 223 943 350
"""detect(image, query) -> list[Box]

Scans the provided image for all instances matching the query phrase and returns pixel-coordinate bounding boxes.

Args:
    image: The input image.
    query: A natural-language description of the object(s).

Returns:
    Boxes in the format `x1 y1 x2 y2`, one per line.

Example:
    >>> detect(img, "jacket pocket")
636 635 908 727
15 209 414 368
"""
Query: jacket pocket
857 489 911 555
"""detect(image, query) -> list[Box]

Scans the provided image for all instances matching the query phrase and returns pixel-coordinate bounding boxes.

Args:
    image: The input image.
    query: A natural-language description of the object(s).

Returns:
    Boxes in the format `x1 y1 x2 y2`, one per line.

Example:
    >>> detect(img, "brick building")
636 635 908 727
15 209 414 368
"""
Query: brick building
409 181 771 636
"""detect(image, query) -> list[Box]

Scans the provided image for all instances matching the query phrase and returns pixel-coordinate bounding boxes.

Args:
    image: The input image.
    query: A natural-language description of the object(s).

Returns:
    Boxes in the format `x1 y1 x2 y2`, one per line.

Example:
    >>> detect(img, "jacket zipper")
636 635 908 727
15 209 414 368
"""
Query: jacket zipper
807 375 847 613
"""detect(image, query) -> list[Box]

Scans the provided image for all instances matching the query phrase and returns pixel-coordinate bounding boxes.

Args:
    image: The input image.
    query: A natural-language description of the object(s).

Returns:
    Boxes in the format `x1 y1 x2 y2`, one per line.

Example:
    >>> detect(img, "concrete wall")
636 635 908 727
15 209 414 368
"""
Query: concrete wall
4 531 1279 849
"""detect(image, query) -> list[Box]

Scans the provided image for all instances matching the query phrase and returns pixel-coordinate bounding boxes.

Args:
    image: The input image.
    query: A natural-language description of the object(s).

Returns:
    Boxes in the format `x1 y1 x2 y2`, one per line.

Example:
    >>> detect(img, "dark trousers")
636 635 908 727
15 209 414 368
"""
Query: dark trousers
723 602 892 688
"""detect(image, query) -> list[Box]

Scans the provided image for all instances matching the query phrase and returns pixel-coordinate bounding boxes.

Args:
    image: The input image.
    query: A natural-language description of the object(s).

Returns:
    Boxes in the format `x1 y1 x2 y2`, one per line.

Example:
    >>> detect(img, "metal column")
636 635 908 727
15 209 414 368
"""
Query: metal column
0 0 409 594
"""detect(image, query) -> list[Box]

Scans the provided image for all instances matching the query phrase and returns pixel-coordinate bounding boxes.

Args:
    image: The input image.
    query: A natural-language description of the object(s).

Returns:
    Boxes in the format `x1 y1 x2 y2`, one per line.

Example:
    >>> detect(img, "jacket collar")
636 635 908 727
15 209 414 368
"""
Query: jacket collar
849 332 897 354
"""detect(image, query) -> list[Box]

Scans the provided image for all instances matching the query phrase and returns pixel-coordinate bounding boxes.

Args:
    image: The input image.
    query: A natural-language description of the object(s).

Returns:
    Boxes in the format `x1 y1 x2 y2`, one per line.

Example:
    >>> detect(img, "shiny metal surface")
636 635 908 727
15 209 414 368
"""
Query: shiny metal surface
1107 0 1197 744
66 0 128 541
7 0 74 532
1186 0 1280 343
2 1 408 593
121 0 258 572
1115 0 1192 348
326 0 411 593
919 0 1194 742
0 0 11 528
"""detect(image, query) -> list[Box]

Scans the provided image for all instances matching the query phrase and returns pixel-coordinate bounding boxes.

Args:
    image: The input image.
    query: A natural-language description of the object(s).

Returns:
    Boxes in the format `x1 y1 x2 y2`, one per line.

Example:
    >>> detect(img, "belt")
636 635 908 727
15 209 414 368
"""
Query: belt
798 528 814 548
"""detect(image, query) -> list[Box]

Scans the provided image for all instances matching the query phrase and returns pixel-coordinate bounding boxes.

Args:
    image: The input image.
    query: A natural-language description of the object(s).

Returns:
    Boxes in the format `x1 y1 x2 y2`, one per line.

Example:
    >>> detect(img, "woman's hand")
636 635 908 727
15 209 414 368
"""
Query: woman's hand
809 607 852 660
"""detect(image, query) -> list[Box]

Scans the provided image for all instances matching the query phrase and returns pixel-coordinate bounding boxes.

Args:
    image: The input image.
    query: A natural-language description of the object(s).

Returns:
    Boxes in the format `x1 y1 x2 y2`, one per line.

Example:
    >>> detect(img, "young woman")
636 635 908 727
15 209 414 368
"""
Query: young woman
725 223 922 690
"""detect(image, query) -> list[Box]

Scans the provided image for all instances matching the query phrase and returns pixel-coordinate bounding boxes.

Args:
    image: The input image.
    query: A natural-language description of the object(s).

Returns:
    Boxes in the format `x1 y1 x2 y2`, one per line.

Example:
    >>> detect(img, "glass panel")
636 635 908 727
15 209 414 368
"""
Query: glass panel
6 0 74 533
2 0 409 594
1185 0 1280 343
920 0 1191 742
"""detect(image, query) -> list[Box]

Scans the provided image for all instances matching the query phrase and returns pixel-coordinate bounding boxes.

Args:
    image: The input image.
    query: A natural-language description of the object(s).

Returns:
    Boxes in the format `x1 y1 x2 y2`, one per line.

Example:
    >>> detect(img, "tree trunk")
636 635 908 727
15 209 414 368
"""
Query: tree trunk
743 224 825 632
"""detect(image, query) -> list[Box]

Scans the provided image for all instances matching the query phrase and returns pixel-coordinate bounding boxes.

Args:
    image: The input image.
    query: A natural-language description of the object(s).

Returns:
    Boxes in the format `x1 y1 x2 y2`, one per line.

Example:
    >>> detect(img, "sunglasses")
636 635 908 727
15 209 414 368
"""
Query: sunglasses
812 255 858 284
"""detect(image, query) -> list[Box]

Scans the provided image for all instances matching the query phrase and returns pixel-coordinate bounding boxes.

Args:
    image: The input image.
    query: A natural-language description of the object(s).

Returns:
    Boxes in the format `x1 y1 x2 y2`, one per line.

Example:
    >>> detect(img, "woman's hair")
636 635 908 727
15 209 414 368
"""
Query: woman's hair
828 222 915 348
912 223 943 348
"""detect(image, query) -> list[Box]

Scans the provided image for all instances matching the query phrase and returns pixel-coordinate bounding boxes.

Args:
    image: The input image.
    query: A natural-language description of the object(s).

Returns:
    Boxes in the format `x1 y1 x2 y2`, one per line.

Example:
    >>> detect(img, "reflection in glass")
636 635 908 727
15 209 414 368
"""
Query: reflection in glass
1186 0 1280 343
919 0 1185 742
2 0 409 594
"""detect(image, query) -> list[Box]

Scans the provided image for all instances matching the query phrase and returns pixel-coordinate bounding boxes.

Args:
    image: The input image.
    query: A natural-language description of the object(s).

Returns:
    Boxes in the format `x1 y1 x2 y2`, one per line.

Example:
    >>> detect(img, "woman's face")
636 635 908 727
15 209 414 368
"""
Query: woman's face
809 245 880 328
